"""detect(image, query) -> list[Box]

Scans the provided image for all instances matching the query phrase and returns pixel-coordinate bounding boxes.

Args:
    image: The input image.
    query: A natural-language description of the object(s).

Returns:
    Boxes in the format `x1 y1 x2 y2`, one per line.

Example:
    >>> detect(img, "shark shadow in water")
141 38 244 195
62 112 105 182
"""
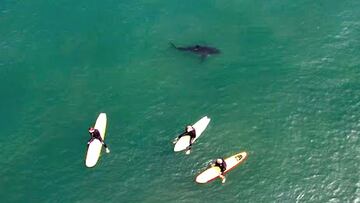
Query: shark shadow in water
170 42 220 62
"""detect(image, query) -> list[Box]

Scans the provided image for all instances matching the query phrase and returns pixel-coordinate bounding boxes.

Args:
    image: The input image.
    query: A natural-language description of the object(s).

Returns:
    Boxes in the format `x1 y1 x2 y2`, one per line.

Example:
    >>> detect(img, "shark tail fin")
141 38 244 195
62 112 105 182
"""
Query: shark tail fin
169 42 177 49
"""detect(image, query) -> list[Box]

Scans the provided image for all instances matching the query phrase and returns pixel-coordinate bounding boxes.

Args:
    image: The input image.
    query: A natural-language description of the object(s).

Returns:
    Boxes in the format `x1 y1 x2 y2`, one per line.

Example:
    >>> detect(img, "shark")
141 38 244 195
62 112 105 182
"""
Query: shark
170 42 220 61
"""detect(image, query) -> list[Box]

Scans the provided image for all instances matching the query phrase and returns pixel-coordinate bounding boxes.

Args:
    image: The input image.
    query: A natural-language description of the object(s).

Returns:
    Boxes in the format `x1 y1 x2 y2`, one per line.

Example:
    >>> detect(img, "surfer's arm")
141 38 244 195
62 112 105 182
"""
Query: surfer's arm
87 137 95 145
177 132 187 139
173 132 185 144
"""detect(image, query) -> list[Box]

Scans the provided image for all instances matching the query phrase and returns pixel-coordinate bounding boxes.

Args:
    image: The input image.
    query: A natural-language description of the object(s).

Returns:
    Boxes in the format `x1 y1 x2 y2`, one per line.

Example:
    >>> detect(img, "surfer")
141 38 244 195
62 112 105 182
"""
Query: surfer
88 127 110 153
212 158 227 183
173 125 196 154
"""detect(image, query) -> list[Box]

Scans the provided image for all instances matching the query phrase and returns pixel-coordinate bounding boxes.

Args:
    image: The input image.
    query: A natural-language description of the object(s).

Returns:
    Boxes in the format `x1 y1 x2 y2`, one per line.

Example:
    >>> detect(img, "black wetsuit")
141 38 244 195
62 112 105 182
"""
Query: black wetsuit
88 129 107 148
178 129 196 148
187 130 196 146
215 159 227 174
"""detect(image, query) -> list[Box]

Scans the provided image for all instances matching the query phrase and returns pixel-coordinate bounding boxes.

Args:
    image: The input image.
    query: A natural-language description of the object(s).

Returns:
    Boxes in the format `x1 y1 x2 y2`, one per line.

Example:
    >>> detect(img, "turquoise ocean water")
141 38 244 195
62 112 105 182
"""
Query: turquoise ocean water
1 0 359 202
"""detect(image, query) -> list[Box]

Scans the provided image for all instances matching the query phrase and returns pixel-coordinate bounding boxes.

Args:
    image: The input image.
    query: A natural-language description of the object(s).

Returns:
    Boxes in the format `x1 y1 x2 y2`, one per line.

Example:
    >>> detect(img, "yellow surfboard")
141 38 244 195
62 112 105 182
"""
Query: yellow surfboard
85 113 107 168
195 151 248 183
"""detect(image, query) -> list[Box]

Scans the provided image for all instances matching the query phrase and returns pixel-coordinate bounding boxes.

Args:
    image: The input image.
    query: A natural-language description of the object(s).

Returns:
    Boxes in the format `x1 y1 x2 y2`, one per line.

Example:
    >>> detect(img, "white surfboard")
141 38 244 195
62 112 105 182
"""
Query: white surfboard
195 151 248 184
85 113 107 168
174 116 211 152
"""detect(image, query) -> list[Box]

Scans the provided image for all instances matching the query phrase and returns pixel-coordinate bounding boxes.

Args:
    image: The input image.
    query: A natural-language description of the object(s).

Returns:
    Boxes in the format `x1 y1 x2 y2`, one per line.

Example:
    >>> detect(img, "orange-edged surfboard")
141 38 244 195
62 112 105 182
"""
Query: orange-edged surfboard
195 151 248 184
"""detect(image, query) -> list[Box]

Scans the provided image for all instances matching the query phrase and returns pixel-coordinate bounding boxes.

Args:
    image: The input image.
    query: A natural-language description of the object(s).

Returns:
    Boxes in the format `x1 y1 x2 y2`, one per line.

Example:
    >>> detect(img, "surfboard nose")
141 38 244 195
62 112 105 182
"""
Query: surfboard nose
195 176 207 184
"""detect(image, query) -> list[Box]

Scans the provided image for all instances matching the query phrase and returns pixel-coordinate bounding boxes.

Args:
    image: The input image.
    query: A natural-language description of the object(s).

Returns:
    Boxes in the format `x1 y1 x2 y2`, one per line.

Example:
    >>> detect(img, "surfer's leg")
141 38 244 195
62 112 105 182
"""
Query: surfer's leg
186 143 192 151
98 139 107 148
101 141 110 153
189 136 195 146
219 174 226 183
185 138 193 152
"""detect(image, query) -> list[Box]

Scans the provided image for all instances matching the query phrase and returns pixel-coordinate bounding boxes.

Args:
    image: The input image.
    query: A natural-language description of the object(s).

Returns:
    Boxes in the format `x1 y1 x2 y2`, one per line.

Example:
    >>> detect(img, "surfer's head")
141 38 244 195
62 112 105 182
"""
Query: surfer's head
88 127 95 133
216 159 223 164
186 125 193 132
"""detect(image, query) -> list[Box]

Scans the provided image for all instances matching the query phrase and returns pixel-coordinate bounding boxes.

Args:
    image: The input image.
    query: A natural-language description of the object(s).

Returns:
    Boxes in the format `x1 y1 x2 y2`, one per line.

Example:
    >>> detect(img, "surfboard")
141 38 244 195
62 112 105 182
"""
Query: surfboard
195 151 248 184
174 116 211 152
85 113 107 168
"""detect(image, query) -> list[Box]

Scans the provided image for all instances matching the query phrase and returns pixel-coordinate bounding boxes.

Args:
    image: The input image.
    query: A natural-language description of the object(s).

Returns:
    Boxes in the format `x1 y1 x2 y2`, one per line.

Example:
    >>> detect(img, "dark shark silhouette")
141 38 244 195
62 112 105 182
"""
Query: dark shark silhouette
170 42 220 61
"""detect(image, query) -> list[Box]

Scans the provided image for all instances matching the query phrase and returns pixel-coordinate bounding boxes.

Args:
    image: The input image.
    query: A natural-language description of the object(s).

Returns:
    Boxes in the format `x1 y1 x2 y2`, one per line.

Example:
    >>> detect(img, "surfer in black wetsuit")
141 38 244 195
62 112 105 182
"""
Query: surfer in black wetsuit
173 125 196 154
88 127 110 153
213 158 227 183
